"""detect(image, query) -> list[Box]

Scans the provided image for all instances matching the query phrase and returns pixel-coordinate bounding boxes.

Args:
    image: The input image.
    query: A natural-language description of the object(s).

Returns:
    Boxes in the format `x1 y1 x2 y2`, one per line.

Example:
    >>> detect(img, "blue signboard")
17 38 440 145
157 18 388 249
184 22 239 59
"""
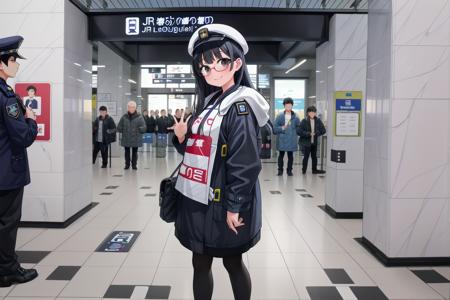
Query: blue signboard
335 99 362 111
142 133 153 144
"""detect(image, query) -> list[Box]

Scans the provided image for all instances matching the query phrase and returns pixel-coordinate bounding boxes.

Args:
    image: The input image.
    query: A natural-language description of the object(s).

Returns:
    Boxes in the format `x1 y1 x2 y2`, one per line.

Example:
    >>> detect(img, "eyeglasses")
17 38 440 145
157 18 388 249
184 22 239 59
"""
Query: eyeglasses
199 58 233 76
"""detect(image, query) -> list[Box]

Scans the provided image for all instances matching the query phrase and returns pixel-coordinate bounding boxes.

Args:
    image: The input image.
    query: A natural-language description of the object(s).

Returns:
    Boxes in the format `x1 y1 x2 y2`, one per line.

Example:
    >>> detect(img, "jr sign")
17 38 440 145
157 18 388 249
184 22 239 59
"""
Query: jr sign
125 15 214 36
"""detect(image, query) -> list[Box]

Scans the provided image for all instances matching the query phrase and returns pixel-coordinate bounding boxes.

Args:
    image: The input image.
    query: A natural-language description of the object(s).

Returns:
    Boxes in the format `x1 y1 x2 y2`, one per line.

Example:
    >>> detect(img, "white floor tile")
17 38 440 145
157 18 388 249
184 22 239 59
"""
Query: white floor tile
83 252 128 266
112 266 156 285
364 267 444 299
7 266 68 297
58 266 119 298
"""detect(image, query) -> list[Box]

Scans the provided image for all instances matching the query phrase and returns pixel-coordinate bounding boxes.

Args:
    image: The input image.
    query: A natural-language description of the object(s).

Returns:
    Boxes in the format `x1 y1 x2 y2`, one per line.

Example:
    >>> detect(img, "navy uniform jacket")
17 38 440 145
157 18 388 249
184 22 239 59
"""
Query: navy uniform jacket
0 78 38 190
172 95 263 257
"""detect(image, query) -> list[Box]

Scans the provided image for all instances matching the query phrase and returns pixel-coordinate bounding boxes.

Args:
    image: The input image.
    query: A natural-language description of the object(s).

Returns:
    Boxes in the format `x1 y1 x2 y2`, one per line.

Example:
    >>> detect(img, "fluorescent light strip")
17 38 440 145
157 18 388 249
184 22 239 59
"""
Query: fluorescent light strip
285 59 307 74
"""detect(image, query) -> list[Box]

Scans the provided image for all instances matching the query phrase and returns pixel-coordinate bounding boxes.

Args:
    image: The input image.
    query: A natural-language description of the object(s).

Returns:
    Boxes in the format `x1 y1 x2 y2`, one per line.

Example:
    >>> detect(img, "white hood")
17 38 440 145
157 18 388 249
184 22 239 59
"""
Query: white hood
219 86 270 127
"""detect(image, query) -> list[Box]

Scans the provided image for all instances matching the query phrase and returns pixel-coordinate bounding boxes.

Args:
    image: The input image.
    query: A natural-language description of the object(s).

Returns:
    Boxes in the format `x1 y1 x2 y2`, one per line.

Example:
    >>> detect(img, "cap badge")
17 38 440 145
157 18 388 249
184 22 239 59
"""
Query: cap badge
199 28 209 40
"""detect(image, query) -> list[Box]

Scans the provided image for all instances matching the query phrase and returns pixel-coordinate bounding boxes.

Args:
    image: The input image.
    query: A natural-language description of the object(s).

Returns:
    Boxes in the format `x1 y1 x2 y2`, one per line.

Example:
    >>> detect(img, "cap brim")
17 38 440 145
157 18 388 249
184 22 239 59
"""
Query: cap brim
15 51 26 59
192 36 226 54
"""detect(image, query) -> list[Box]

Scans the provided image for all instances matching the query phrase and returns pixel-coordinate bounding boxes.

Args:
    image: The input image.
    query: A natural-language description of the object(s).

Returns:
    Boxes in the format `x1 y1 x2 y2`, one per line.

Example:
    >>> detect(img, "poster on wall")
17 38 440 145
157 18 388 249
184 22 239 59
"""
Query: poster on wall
334 91 362 137
274 79 305 118
15 83 51 141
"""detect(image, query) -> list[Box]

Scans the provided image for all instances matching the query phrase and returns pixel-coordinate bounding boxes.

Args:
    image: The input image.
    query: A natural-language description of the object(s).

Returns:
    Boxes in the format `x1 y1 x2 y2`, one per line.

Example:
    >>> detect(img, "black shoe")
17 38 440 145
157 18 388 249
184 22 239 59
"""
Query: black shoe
132 166 138 170
287 171 293 176
124 166 130 170
312 170 326 174
277 170 283 176
101 165 107 168
0 267 38 287
302 170 306 174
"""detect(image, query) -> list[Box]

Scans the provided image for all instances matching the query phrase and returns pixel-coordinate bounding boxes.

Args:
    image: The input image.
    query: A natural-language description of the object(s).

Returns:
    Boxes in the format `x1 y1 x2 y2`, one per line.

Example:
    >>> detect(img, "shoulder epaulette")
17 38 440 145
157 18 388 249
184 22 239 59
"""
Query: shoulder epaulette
0 81 15 98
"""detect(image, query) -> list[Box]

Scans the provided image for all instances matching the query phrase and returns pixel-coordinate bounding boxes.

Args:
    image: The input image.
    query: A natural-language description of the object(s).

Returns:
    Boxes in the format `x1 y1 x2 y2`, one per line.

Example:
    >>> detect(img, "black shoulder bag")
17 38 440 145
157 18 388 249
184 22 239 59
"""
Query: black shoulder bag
159 99 221 223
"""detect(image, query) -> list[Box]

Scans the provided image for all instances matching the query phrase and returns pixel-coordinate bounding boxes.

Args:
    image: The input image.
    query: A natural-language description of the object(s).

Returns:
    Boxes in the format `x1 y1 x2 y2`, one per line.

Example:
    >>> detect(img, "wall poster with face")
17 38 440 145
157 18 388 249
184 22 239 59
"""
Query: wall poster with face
15 83 51 141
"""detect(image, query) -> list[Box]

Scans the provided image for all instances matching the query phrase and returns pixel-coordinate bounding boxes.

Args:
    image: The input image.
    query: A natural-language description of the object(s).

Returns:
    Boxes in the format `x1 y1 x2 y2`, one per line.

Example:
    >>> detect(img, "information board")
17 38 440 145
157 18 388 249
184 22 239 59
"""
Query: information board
334 91 362 137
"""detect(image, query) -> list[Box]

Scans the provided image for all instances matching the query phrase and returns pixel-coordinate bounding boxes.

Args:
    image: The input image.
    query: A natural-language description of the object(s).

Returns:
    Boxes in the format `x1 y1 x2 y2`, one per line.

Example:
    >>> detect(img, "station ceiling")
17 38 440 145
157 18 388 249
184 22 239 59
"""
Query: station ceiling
73 0 367 70
72 0 368 13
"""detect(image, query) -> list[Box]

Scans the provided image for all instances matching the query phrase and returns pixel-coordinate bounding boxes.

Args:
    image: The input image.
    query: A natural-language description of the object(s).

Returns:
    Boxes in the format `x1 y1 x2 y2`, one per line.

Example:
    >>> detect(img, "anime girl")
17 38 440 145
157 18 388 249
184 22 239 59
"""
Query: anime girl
171 24 270 300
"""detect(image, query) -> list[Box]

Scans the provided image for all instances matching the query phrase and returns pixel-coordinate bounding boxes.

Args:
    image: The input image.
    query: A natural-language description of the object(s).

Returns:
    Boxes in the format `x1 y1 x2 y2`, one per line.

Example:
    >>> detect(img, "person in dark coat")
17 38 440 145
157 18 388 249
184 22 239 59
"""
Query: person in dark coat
117 101 146 170
148 110 157 133
273 97 300 176
143 109 156 134
92 106 116 168
0 36 39 287
297 105 326 174
171 24 270 300
156 109 170 134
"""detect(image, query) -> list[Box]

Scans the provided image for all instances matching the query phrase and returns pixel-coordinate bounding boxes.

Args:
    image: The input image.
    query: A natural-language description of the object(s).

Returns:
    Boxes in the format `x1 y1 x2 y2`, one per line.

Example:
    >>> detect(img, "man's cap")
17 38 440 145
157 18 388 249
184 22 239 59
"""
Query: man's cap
0 36 25 59
188 24 248 57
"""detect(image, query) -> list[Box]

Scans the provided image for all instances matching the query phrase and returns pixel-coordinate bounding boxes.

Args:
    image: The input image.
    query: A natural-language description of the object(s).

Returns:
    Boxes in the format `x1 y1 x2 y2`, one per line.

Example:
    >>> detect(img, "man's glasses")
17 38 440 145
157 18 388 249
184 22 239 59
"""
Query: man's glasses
199 58 233 76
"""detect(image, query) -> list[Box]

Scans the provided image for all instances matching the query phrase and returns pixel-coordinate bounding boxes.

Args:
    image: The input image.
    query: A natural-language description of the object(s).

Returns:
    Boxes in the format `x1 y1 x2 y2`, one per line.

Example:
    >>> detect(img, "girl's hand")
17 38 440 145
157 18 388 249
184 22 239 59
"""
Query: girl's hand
226 211 245 235
172 111 191 143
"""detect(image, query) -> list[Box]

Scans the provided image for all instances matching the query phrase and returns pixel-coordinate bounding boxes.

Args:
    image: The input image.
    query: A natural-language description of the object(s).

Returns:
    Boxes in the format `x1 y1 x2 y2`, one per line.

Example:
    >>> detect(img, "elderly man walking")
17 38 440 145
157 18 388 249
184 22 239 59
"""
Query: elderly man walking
117 101 146 170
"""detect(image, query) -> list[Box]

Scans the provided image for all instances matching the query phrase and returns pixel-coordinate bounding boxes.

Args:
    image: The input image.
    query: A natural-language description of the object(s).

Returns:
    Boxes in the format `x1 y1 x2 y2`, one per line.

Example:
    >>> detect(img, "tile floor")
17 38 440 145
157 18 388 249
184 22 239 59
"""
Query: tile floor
1 149 449 300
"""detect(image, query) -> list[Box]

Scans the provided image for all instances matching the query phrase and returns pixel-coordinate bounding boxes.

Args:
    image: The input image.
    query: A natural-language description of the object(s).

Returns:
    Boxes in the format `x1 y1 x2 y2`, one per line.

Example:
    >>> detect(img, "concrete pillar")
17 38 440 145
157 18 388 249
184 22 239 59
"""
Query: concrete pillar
320 14 368 217
0 0 93 225
362 0 450 265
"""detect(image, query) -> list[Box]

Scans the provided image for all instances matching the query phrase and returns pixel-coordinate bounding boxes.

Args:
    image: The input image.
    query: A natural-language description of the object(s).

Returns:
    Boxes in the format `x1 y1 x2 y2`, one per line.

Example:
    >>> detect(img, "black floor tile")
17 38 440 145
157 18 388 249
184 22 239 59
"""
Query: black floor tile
105 185 119 189
112 174 123 177
46 266 81 280
16 251 51 264
145 193 157 197
296 188 307 192
104 285 135 299
324 268 354 284
140 186 151 189
412 270 450 283
307 286 343 300
100 192 113 195
270 191 281 194
301 194 314 198
146 285 171 299
350 286 389 300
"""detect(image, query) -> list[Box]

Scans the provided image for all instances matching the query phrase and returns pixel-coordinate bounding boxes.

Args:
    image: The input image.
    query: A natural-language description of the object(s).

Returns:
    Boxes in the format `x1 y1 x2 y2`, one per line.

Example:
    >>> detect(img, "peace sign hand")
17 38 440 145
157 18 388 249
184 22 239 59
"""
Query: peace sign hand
173 111 191 143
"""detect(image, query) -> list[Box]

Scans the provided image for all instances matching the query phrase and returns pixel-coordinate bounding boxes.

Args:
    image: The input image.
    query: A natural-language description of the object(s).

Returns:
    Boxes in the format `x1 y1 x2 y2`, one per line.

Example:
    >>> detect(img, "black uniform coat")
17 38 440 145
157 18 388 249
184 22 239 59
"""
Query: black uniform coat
172 87 268 257
0 78 38 190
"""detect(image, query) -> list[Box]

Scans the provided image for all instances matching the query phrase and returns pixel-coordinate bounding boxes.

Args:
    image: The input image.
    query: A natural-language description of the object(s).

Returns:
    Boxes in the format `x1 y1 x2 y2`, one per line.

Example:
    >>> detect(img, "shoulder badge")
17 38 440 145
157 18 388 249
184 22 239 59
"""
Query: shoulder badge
6 103 20 118
0 81 16 98
235 101 249 115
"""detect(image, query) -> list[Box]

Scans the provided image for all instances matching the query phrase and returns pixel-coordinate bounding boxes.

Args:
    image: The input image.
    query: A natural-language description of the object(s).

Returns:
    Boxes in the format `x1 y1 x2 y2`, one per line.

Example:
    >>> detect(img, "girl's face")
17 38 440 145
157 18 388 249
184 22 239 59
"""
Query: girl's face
199 51 242 88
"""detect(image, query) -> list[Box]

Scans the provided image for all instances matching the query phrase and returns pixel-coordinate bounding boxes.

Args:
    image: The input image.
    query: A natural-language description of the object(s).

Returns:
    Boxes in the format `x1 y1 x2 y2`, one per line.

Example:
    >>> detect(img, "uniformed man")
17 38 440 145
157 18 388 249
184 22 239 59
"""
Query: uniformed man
0 36 38 287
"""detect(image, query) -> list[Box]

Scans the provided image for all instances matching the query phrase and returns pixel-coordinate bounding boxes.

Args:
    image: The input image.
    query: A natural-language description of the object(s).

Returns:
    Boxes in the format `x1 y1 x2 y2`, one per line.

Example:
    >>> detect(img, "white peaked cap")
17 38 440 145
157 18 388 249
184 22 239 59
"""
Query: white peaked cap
188 23 248 57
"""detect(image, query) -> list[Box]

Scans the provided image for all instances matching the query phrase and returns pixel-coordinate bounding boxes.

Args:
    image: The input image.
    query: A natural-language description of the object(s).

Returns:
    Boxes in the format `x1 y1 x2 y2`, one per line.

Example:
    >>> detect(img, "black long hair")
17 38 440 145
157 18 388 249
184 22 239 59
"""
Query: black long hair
191 38 253 118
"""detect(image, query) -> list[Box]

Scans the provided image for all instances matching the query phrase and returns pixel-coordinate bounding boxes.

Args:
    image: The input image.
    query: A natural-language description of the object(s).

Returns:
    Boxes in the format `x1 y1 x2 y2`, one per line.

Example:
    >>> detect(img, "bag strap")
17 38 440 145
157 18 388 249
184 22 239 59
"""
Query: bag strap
170 161 183 178
196 98 221 135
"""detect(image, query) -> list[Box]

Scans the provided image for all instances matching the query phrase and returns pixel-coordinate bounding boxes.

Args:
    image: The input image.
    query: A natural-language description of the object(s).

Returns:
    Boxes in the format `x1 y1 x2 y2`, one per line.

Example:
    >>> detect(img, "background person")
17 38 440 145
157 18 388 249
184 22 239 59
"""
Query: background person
92 106 116 168
273 97 299 176
297 105 326 174
117 101 146 170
